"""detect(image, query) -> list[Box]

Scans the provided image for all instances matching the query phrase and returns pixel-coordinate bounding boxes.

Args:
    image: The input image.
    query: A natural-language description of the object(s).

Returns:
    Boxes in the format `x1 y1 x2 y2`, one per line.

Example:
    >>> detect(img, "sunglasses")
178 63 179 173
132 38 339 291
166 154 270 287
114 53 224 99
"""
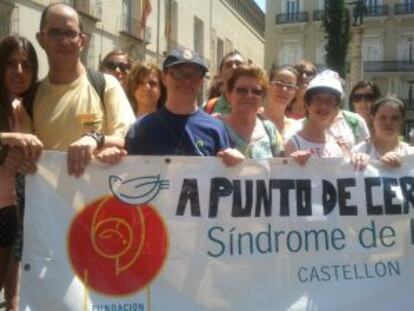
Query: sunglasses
104 61 130 73
169 69 204 80
303 70 315 78
270 80 297 91
350 93 376 102
234 87 264 97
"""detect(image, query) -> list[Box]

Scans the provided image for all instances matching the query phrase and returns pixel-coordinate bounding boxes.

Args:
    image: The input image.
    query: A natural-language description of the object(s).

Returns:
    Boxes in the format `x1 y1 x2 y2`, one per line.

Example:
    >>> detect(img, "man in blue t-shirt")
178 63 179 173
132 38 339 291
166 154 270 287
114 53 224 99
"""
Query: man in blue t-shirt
126 48 230 156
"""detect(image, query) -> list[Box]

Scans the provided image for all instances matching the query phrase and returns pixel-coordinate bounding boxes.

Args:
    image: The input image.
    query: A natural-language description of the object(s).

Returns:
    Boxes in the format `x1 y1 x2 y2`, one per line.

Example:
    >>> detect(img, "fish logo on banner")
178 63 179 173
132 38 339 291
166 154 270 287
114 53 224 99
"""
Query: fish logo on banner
67 175 170 296
109 175 170 205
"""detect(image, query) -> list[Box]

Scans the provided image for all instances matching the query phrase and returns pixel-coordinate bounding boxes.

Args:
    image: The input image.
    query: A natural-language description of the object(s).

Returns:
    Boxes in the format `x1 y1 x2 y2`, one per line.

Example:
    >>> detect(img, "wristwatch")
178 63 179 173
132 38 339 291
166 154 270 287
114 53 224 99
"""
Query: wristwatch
83 131 105 149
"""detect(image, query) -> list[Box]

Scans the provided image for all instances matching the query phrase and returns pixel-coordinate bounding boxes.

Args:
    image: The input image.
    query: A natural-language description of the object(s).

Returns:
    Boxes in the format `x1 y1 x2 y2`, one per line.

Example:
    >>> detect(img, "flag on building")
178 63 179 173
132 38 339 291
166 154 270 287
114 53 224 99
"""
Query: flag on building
140 0 152 36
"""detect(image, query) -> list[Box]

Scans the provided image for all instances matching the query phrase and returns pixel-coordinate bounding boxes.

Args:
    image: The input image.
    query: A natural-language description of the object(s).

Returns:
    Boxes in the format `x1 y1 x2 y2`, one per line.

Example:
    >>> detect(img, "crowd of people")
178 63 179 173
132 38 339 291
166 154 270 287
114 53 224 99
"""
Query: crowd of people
0 2 414 310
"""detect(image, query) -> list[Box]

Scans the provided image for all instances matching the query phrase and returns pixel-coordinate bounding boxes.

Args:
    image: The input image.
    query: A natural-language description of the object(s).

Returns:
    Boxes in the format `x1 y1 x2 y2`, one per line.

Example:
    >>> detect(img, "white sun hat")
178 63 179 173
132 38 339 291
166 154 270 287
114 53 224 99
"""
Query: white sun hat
305 69 344 98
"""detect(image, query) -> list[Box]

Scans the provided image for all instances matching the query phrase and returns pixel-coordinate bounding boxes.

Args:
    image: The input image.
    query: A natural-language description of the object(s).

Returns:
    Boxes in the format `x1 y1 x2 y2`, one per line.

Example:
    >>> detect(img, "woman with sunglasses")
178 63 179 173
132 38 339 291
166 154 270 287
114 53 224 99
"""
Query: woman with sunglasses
218 65 284 159
286 60 317 120
100 50 131 88
125 62 166 117
261 65 302 142
0 35 43 311
349 80 381 125
352 94 413 168
285 70 349 165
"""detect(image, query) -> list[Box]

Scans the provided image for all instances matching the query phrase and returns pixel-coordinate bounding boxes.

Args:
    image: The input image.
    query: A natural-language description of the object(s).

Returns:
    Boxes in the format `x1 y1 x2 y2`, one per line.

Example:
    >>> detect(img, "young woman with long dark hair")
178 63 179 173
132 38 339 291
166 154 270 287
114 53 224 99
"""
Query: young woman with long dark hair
0 35 43 311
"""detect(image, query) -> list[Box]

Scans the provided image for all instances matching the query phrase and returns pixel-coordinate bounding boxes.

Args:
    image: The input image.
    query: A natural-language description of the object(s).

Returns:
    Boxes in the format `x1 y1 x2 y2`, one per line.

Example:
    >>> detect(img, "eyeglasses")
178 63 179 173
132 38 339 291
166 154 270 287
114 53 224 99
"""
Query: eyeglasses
169 69 204 80
223 60 244 69
350 93 376 102
43 28 82 42
270 80 297 91
104 61 130 73
234 86 264 97
299 70 316 84
303 70 315 79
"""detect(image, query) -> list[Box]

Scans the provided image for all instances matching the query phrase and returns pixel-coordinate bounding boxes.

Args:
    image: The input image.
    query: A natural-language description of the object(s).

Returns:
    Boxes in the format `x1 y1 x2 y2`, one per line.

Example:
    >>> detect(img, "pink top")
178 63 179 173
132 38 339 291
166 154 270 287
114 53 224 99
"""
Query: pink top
0 99 24 208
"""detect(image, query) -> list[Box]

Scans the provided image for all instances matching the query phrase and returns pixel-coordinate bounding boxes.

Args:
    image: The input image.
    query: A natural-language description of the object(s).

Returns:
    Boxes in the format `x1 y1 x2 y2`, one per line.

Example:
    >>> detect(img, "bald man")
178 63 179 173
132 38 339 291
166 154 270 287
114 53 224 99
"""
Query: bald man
21 3 134 176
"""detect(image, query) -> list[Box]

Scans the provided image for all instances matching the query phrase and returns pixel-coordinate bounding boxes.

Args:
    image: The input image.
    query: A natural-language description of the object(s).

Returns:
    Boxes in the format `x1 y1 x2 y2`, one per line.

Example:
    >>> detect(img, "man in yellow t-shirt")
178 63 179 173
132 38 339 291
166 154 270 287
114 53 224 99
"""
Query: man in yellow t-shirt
15 3 134 176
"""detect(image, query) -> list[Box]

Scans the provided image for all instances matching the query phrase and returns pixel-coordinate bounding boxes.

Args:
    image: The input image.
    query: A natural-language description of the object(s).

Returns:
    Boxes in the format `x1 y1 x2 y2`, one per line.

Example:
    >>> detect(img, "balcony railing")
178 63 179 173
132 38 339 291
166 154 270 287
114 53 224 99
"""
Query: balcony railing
358 5 389 17
51 0 101 19
276 12 308 24
74 0 101 20
403 99 414 110
394 3 414 15
313 9 325 21
0 0 14 6
364 61 414 72
0 0 18 38
118 14 151 43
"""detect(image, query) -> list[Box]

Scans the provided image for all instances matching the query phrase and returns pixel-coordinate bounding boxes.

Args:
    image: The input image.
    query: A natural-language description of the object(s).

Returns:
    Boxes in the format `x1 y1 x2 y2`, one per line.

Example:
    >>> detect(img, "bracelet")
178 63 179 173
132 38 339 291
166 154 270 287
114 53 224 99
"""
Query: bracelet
82 132 105 149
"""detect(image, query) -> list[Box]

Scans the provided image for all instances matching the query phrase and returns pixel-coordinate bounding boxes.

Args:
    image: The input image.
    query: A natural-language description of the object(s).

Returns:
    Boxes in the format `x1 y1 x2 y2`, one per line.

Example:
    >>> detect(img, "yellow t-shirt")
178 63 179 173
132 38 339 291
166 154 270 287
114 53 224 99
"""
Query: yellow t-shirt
30 73 135 151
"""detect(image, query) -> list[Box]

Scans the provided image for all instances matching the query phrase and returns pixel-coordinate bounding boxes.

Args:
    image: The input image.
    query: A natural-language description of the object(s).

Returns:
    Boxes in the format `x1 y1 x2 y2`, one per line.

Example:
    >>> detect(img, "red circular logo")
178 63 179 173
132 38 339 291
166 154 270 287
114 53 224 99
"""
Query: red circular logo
68 196 168 296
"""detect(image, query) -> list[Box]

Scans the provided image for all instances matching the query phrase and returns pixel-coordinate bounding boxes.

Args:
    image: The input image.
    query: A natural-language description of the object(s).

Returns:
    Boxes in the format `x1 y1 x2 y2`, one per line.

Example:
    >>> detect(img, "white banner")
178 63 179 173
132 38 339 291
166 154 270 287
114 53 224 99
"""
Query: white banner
21 152 414 311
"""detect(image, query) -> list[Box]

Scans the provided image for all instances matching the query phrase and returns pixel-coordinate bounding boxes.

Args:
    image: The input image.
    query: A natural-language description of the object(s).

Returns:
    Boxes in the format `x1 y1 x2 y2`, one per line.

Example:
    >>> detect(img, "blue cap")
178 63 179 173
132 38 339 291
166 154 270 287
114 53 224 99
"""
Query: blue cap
163 48 208 73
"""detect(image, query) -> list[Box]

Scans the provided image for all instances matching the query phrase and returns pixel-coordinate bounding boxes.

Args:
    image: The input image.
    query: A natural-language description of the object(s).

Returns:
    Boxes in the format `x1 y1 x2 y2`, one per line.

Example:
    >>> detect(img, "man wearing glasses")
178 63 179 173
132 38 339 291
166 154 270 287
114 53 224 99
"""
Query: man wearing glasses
126 48 231 156
203 50 246 115
24 3 134 176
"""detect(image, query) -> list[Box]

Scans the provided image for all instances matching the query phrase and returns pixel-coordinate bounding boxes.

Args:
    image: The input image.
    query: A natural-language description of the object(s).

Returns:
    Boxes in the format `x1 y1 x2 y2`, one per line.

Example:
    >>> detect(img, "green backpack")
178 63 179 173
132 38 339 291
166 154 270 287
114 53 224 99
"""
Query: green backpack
342 110 361 141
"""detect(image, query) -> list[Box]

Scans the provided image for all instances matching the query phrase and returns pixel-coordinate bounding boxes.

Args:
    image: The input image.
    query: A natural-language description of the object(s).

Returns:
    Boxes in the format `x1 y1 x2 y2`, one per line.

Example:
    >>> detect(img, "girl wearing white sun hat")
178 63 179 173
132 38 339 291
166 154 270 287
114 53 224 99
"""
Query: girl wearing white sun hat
284 70 363 166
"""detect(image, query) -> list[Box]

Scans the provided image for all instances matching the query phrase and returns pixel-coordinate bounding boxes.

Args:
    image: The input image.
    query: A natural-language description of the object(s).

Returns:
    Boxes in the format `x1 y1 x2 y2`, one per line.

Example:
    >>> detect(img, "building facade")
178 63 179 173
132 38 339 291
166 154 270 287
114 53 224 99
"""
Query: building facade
0 0 264 91
265 0 414 137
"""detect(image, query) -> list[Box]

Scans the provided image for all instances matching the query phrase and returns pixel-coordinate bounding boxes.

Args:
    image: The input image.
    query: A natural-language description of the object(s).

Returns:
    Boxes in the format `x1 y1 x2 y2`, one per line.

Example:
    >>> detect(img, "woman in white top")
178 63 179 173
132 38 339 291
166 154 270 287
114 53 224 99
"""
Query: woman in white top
285 70 348 165
261 65 302 142
353 94 413 168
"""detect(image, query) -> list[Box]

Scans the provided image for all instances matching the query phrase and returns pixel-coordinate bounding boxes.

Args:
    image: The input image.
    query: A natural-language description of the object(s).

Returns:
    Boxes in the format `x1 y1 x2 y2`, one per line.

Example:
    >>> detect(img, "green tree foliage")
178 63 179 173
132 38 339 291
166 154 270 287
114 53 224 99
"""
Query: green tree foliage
323 0 351 78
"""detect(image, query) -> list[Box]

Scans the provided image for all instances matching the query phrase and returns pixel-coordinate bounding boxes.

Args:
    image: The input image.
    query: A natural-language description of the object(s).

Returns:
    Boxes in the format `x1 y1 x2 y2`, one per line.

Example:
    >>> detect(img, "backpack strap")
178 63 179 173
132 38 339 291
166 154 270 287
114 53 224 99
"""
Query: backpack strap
204 97 219 114
154 110 186 155
292 134 301 151
86 68 106 115
24 69 106 121
342 111 360 141
260 119 279 157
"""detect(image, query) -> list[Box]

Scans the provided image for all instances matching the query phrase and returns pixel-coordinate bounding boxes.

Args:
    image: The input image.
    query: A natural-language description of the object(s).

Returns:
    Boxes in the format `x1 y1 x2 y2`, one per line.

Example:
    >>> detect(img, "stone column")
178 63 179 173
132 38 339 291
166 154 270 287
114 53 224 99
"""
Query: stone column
350 26 364 90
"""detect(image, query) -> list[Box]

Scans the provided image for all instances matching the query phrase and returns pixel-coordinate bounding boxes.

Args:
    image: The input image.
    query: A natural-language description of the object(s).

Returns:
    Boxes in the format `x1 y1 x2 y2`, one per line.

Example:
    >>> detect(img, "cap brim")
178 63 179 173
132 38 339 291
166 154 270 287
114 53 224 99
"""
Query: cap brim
164 60 208 72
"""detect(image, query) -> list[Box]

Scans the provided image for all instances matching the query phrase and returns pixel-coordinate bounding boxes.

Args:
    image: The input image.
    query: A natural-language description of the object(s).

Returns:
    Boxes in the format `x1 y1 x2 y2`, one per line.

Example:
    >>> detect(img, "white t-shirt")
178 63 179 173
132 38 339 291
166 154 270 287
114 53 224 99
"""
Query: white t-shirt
352 140 414 159
288 133 344 158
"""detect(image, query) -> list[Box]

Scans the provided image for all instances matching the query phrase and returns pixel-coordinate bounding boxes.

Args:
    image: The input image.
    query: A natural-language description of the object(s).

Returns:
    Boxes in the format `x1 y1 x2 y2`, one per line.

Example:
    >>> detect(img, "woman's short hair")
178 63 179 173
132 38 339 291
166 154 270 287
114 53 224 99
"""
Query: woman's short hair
226 64 268 96
125 62 166 114
371 93 406 118
219 50 244 72
294 60 317 86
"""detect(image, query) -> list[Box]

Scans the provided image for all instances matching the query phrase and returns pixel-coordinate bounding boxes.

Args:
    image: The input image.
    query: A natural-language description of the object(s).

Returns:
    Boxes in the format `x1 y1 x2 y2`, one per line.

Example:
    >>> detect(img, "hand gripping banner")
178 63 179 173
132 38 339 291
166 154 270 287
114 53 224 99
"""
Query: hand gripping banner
21 152 414 311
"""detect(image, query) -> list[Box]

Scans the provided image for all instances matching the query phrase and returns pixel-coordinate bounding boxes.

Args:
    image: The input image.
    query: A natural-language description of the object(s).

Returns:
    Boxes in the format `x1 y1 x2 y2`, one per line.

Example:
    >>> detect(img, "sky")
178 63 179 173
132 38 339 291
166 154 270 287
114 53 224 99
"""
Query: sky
254 0 266 12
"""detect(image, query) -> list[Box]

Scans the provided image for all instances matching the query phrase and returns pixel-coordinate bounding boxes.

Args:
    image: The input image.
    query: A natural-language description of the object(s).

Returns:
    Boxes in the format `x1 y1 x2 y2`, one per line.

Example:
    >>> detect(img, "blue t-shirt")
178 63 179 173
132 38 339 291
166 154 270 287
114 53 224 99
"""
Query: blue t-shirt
126 107 230 156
